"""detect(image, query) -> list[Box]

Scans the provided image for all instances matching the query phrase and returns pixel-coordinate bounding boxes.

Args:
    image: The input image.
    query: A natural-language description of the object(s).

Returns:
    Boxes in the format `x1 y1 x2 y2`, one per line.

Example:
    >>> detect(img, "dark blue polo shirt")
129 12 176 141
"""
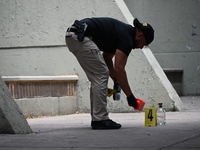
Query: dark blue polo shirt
80 17 136 56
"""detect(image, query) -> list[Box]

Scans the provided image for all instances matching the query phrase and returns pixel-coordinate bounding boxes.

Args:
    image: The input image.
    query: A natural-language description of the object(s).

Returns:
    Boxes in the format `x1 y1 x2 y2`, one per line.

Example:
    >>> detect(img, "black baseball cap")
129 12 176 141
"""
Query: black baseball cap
133 18 154 45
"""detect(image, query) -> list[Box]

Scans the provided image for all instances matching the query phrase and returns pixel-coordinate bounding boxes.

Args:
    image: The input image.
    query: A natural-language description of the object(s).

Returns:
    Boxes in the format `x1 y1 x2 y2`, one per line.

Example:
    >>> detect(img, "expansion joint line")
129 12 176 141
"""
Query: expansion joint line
158 134 200 150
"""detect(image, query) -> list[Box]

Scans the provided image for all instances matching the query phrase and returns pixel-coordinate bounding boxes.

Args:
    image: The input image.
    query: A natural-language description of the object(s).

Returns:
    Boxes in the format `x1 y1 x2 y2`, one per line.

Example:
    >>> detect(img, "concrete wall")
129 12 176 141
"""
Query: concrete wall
0 0 126 48
0 0 128 114
124 0 200 95
0 0 183 115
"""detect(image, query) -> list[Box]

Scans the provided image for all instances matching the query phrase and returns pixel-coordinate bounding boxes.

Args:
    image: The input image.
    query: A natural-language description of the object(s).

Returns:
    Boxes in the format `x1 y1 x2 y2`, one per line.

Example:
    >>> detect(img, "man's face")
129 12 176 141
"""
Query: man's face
135 32 147 49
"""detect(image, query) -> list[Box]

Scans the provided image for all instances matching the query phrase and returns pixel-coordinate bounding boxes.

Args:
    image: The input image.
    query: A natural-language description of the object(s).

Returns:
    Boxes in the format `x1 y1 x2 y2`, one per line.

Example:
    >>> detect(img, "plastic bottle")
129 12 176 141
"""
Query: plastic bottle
114 92 120 100
113 80 121 101
157 103 166 125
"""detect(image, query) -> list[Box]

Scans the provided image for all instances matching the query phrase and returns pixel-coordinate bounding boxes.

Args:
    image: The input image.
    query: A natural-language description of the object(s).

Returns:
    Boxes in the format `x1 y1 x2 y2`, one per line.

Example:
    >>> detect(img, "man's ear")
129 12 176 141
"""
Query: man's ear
135 32 144 40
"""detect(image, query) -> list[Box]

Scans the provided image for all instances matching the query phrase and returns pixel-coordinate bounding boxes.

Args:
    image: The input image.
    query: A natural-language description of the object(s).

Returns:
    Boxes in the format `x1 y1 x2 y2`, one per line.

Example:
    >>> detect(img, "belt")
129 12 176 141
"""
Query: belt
67 21 88 41
67 26 78 33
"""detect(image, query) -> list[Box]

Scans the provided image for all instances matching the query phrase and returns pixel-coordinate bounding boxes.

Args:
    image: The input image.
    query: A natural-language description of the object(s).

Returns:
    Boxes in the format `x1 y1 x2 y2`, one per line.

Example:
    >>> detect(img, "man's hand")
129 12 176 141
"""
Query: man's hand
113 81 121 92
127 94 138 108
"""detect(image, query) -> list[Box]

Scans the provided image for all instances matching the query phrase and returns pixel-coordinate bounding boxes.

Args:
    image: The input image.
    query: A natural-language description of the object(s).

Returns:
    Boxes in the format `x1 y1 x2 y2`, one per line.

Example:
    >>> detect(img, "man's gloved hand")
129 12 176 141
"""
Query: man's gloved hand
113 81 121 100
127 94 138 108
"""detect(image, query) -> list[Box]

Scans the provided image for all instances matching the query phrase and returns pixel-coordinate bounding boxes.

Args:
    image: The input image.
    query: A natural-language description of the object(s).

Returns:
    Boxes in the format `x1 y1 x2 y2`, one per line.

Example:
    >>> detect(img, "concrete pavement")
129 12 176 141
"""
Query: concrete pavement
0 96 200 150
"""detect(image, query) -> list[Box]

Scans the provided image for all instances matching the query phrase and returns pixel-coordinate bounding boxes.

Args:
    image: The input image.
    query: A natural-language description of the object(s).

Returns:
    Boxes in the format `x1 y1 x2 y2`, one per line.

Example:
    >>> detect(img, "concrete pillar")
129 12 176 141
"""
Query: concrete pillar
0 76 32 134
130 49 183 111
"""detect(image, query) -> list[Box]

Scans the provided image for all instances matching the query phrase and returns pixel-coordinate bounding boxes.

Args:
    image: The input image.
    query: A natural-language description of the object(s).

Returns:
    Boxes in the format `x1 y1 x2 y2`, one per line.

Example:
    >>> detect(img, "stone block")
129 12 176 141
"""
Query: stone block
0 77 32 134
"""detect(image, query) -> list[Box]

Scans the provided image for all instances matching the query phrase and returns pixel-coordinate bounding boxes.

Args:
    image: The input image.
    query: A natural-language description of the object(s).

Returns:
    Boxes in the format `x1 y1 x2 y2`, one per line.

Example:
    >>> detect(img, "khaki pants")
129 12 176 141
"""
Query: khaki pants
65 33 109 121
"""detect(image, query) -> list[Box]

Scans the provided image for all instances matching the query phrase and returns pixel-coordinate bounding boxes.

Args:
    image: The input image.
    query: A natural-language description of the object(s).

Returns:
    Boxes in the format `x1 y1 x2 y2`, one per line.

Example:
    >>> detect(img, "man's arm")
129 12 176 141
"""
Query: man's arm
103 50 137 107
102 52 115 79
114 49 132 97
103 50 132 97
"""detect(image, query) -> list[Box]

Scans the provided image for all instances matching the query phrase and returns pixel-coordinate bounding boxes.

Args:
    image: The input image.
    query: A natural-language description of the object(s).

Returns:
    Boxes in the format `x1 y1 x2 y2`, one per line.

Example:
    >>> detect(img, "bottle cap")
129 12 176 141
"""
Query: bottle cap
158 103 163 108
134 98 145 111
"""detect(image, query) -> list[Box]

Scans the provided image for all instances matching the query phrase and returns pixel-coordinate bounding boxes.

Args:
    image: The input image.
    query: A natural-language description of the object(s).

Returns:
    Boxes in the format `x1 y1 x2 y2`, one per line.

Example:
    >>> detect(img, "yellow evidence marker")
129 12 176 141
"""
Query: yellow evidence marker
107 88 116 97
145 108 157 127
